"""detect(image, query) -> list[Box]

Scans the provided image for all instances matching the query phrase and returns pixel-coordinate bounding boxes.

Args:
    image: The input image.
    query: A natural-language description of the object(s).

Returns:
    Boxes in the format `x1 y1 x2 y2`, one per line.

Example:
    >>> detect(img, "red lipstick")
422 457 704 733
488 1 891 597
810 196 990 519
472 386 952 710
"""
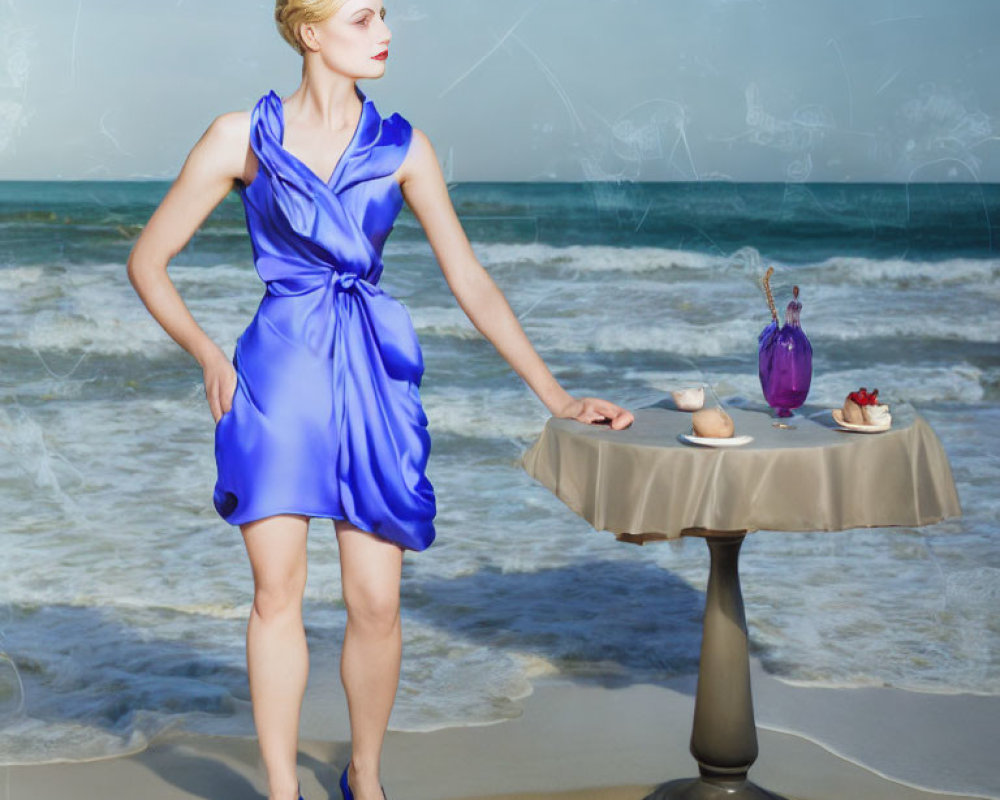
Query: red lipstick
373 50 388 60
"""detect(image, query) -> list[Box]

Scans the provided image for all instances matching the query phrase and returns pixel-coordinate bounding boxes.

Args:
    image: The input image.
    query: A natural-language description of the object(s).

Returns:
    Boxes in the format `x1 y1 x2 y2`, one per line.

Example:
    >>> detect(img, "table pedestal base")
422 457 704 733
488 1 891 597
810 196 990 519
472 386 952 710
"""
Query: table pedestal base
645 777 785 799
644 533 789 800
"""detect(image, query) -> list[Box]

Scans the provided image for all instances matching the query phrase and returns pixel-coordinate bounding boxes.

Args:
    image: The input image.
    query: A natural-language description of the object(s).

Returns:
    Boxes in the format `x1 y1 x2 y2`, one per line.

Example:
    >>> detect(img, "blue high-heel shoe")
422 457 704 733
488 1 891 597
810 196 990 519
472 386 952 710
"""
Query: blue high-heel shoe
340 762 388 800
339 764 354 800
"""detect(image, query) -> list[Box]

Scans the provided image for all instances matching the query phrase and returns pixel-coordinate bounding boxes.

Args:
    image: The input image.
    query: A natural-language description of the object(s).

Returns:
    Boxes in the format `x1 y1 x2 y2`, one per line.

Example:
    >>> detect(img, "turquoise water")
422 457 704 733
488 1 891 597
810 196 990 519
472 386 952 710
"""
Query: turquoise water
0 180 997 763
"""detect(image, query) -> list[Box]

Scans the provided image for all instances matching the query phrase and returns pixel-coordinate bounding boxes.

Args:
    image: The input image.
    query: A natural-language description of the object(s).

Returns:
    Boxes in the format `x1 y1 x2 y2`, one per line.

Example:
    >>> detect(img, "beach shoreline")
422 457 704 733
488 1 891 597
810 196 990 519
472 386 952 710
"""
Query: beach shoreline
2 179 996 798
5 660 996 800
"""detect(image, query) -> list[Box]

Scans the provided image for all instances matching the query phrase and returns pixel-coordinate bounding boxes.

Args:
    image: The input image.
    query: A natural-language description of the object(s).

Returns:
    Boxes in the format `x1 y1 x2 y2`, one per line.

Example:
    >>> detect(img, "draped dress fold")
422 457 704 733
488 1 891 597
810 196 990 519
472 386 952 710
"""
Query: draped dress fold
212 84 436 552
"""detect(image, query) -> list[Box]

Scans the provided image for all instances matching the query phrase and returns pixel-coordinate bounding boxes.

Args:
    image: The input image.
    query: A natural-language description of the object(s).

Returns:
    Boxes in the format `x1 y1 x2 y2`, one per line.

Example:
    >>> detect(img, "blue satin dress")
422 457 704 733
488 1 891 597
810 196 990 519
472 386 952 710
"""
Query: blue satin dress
212 84 436 552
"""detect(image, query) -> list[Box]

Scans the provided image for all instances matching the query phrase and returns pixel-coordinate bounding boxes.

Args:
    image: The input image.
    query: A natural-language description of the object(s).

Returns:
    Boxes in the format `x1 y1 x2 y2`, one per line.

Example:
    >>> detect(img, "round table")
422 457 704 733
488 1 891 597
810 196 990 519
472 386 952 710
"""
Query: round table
520 400 961 800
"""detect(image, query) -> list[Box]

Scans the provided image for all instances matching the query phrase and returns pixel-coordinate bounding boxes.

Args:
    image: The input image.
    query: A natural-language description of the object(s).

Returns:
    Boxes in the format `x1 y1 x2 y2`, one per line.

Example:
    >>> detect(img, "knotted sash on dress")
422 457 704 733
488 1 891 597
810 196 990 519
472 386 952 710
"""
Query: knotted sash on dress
212 84 436 552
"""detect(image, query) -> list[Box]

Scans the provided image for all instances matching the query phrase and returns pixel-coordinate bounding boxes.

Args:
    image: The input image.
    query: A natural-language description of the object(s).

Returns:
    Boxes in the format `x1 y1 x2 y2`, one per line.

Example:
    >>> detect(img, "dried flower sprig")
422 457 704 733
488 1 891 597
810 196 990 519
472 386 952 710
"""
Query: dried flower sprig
762 266 779 325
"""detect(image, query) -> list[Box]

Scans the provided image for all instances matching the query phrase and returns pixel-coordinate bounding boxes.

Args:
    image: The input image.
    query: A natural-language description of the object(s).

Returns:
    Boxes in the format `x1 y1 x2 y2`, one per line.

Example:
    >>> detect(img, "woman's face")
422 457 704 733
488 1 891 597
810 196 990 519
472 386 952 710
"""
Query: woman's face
302 1 392 78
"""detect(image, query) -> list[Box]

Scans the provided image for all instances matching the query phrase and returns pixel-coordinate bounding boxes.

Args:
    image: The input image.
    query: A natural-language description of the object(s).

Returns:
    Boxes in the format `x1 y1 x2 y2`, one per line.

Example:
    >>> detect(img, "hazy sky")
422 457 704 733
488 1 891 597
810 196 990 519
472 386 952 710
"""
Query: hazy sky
1 0 998 182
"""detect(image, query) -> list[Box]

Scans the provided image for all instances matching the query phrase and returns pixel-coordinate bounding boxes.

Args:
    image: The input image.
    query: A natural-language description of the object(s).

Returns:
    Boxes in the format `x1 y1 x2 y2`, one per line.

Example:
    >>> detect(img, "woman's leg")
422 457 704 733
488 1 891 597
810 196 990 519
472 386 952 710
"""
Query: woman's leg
242 513 310 800
335 518 404 800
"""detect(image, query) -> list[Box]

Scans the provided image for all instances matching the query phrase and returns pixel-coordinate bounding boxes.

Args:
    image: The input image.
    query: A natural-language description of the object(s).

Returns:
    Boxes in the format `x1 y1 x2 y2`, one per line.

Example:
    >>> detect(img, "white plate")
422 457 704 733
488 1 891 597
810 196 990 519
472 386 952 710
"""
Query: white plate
678 433 754 448
831 408 891 433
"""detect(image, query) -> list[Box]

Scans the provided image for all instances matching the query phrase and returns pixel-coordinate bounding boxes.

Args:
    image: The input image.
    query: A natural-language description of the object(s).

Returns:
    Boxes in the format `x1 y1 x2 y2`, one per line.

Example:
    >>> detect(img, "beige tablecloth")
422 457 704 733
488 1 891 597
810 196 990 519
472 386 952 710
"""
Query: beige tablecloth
520 401 961 542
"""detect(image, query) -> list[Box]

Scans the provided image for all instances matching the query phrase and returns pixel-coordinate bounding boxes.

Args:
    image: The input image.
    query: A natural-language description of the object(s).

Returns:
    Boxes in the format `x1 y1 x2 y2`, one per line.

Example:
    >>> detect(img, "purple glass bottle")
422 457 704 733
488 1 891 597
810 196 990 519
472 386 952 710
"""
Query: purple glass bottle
758 285 812 417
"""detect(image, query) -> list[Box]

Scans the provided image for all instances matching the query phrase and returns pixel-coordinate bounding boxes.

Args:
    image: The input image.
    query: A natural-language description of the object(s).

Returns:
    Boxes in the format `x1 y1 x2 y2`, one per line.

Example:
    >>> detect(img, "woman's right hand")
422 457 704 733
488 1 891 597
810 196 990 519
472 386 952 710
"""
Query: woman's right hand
203 349 238 425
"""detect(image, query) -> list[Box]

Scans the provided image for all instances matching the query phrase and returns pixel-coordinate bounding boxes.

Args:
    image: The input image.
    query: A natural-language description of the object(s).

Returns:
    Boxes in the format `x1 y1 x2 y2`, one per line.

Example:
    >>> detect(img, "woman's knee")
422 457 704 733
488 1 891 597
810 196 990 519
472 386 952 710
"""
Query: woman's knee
343 586 400 634
336 520 403 634
241 514 308 621
251 572 306 621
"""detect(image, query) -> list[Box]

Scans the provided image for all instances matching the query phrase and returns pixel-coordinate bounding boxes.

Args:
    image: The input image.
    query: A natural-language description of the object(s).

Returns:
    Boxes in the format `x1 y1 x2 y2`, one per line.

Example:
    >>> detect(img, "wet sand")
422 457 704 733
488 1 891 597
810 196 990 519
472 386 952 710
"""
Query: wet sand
6 660 997 800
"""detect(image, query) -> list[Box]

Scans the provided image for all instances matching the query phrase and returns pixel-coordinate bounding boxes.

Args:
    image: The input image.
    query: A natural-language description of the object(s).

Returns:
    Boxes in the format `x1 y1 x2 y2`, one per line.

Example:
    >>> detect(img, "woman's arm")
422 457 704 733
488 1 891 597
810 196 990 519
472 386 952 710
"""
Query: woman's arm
398 128 634 430
126 111 250 424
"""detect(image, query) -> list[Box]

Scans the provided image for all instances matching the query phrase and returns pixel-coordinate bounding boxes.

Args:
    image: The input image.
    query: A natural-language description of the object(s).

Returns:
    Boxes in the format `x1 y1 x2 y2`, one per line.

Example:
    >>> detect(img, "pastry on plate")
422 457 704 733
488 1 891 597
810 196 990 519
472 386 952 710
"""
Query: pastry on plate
842 387 891 427
692 407 735 438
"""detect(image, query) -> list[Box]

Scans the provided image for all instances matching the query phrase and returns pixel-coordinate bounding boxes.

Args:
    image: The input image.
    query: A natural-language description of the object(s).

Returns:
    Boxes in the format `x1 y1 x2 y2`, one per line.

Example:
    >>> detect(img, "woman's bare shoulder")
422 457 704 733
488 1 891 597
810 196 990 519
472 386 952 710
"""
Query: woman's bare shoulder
185 109 253 184
209 109 252 139
399 125 440 185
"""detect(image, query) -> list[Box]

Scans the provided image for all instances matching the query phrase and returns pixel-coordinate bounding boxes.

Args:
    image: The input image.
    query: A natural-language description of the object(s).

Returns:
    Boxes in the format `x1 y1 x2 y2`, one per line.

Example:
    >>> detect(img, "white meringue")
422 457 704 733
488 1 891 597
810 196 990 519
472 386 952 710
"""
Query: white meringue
672 387 705 411
864 404 892 427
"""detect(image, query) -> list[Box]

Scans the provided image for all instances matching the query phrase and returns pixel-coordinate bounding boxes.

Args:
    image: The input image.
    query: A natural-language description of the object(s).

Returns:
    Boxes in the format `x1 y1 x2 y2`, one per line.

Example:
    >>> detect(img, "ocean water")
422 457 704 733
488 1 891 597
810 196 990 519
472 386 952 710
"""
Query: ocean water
0 180 997 764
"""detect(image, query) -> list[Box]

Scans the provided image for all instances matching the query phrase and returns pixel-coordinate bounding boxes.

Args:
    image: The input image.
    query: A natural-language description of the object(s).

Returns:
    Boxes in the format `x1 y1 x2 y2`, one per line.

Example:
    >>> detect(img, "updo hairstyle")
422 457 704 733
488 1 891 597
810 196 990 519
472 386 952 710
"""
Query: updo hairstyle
274 0 350 55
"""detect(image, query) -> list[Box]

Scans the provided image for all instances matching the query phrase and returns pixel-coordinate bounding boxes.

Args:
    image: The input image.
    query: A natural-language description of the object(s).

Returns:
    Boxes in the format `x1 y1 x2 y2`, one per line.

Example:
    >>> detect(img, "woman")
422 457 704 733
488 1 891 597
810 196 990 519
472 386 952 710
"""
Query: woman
127 1 634 799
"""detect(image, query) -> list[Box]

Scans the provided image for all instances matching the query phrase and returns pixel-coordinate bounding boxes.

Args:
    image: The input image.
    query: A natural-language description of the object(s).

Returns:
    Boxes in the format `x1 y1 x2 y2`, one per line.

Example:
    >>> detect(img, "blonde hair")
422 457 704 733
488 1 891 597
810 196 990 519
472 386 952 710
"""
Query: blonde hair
274 0 350 56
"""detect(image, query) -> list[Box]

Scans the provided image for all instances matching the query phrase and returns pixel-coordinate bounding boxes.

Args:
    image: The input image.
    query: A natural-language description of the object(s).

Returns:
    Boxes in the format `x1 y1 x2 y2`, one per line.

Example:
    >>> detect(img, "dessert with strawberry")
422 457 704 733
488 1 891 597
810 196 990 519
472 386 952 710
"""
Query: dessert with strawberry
842 387 891 427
